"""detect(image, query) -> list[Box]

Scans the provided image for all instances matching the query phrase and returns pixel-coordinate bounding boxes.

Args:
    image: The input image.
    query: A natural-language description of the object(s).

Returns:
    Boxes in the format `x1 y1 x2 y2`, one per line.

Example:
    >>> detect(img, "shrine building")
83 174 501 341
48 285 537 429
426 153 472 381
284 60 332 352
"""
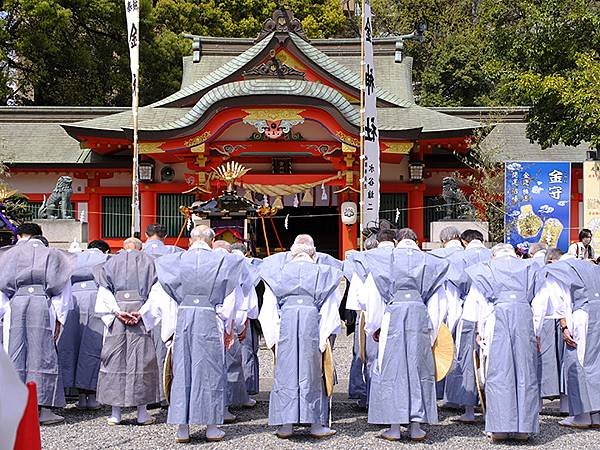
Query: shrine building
0 8 591 256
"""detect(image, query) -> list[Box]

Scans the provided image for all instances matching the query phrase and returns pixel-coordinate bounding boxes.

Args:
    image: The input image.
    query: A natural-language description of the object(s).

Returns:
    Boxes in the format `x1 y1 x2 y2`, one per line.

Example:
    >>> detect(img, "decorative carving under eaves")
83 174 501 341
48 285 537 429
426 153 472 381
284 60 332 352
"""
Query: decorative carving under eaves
255 7 309 43
209 144 247 156
243 57 305 80
305 144 340 157
250 131 303 141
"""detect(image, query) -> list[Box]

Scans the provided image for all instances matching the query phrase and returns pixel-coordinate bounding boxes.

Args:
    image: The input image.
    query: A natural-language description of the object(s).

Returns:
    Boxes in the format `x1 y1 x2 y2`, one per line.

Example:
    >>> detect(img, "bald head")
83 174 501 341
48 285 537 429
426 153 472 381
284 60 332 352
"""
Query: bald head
190 225 215 245
212 239 232 253
293 234 315 248
123 237 143 250
529 242 547 256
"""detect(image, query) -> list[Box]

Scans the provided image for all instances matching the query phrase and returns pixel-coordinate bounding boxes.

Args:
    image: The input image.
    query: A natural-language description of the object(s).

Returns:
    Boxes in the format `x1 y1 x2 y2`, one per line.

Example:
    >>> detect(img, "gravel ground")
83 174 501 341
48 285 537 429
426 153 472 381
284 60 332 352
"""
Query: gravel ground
41 333 597 450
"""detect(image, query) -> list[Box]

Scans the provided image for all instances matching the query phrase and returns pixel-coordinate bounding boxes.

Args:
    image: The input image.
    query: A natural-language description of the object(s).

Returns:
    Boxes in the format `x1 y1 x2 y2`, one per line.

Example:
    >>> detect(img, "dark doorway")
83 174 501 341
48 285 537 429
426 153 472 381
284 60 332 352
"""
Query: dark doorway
252 206 339 258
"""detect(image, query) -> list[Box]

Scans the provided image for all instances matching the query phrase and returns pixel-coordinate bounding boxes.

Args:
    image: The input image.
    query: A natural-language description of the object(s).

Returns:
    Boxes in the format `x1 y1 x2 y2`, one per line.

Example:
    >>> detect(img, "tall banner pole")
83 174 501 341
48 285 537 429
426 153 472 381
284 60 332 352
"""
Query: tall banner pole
359 0 366 251
125 0 141 237
360 0 381 247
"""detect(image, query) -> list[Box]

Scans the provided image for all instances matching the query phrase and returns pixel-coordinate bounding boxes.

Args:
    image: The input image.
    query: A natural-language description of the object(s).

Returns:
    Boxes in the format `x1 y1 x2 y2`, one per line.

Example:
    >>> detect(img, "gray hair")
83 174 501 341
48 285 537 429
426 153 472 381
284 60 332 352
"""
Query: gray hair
190 225 215 244
123 237 142 250
212 239 232 253
364 235 378 250
396 228 417 242
439 226 460 243
529 242 548 256
491 243 515 258
231 242 247 255
545 247 563 264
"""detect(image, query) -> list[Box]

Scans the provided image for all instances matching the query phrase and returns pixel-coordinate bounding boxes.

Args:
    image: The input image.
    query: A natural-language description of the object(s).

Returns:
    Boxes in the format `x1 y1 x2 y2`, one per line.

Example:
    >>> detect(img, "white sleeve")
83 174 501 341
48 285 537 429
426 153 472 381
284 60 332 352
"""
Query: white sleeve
247 289 259 320
0 291 9 320
95 286 120 328
427 287 448 346
50 282 72 325
258 285 280 350
547 275 572 329
363 273 385 337
445 283 463 332
319 290 342 352
462 287 486 323
346 273 364 311
140 282 178 342
216 287 242 333
531 282 551 337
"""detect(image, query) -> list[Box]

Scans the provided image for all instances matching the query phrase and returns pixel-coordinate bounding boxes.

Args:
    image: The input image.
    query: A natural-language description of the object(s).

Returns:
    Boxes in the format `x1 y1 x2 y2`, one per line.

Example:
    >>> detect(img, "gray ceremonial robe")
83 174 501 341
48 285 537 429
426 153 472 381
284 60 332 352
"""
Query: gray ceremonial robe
0 239 75 407
547 259 600 415
362 245 449 425
58 249 108 391
444 245 491 407
466 256 539 434
260 259 342 426
143 239 183 402
95 249 160 407
154 247 245 425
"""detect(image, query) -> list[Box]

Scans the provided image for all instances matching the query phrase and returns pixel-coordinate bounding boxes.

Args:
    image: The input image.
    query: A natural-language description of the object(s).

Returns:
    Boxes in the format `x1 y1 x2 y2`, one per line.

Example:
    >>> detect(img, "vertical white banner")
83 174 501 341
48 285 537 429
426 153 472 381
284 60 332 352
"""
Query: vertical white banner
125 0 141 235
361 0 380 229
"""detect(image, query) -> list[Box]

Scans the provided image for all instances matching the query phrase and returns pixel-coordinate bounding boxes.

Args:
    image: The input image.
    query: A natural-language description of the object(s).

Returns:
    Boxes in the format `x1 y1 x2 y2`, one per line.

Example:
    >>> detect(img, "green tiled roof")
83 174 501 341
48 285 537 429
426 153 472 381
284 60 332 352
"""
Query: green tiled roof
150 34 274 108
289 33 412 108
377 105 479 133
150 79 361 130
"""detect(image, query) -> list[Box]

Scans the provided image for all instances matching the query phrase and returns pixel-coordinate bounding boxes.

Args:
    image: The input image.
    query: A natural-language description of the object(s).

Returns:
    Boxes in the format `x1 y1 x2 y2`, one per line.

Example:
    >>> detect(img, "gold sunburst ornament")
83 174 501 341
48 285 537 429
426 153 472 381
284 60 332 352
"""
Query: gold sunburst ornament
212 162 250 192
0 185 17 203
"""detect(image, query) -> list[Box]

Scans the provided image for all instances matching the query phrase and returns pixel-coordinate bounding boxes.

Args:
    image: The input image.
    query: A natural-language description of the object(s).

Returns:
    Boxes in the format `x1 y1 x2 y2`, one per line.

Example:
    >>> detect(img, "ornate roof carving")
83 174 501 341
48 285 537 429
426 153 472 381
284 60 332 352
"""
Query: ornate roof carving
255 8 309 43
243 51 306 79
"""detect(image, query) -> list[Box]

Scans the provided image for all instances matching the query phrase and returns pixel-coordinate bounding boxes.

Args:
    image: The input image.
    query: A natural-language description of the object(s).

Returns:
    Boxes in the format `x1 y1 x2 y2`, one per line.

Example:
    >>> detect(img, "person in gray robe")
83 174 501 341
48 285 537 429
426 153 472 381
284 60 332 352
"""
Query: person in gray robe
345 235 377 409
534 253 600 428
58 239 110 410
443 229 491 422
0 223 75 425
232 243 262 396
142 223 183 406
463 243 541 442
528 244 562 404
259 234 342 439
359 228 450 441
95 237 160 425
143 226 245 443
429 226 464 403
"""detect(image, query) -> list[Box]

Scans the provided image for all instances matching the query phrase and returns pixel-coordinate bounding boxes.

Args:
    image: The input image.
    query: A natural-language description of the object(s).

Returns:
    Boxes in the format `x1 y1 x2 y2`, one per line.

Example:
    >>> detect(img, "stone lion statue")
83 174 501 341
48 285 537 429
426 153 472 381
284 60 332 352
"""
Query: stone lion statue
38 176 73 219
441 177 476 220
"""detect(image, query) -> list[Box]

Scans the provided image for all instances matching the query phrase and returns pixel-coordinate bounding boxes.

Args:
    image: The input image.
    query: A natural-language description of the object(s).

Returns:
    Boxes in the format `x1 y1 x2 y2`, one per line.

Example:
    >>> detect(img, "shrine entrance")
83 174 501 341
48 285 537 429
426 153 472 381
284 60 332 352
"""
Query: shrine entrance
253 205 340 257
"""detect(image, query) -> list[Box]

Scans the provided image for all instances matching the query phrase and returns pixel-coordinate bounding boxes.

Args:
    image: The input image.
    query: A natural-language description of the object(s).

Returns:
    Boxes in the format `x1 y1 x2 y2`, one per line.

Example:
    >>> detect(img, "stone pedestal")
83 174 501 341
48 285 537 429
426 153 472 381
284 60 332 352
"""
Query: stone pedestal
430 221 489 243
33 219 88 250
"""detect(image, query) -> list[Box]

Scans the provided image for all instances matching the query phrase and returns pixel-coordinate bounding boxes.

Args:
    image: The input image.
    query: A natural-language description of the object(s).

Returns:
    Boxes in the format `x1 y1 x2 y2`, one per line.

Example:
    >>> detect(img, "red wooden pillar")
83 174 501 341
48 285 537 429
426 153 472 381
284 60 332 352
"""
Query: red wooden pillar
408 183 425 242
87 178 101 242
140 185 156 236
339 194 360 259
570 167 583 243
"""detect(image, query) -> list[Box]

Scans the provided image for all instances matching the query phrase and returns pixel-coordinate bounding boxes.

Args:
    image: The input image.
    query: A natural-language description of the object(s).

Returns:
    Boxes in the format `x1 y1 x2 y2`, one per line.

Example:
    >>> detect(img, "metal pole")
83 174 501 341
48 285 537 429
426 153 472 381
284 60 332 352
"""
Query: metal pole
131 96 139 237
359 0 366 251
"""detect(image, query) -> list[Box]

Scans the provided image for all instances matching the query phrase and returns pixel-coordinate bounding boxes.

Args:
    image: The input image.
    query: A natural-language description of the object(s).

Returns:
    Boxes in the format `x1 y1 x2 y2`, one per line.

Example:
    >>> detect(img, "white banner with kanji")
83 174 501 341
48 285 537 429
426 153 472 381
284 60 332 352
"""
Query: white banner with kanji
125 0 141 234
362 0 380 229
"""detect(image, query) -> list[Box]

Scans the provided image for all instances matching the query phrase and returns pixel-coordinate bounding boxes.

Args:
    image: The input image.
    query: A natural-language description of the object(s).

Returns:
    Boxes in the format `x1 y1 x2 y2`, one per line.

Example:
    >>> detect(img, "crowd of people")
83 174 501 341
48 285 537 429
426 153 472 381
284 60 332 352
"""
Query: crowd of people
1 221 599 443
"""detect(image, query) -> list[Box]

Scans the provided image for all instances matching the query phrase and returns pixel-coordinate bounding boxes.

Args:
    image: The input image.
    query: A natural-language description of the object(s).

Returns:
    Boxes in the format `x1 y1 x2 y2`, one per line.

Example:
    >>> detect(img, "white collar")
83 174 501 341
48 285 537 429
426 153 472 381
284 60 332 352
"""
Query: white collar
377 241 395 248
444 239 463 249
560 254 576 261
291 253 315 263
190 241 211 250
396 239 420 250
494 250 517 259
533 251 546 260
466 240 485 250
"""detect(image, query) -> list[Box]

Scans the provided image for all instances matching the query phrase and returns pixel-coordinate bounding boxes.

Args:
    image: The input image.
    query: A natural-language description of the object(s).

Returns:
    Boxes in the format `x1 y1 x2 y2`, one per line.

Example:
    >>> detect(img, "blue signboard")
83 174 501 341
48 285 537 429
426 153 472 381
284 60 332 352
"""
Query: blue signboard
505 162 571 252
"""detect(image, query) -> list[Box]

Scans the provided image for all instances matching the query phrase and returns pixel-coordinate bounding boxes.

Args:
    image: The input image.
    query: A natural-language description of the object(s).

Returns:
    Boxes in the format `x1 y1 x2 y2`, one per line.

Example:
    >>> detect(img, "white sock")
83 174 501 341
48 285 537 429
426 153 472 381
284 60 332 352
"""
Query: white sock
223 408 236 421
177 424 190 439
382 424 401 438
460 406 475 421
278 424 293 435
410 422 426 439
310 423 334 435
206 425 225 440
110 406 121 423
137 405 150 423
592 413 600 424
574 413 591 424
87 394 99 406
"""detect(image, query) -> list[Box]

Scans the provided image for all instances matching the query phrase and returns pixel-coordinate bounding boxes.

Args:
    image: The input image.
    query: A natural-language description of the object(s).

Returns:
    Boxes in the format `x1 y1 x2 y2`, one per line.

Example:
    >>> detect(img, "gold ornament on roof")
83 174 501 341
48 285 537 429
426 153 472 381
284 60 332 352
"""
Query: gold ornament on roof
212 161 250 192
0 185 17 203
